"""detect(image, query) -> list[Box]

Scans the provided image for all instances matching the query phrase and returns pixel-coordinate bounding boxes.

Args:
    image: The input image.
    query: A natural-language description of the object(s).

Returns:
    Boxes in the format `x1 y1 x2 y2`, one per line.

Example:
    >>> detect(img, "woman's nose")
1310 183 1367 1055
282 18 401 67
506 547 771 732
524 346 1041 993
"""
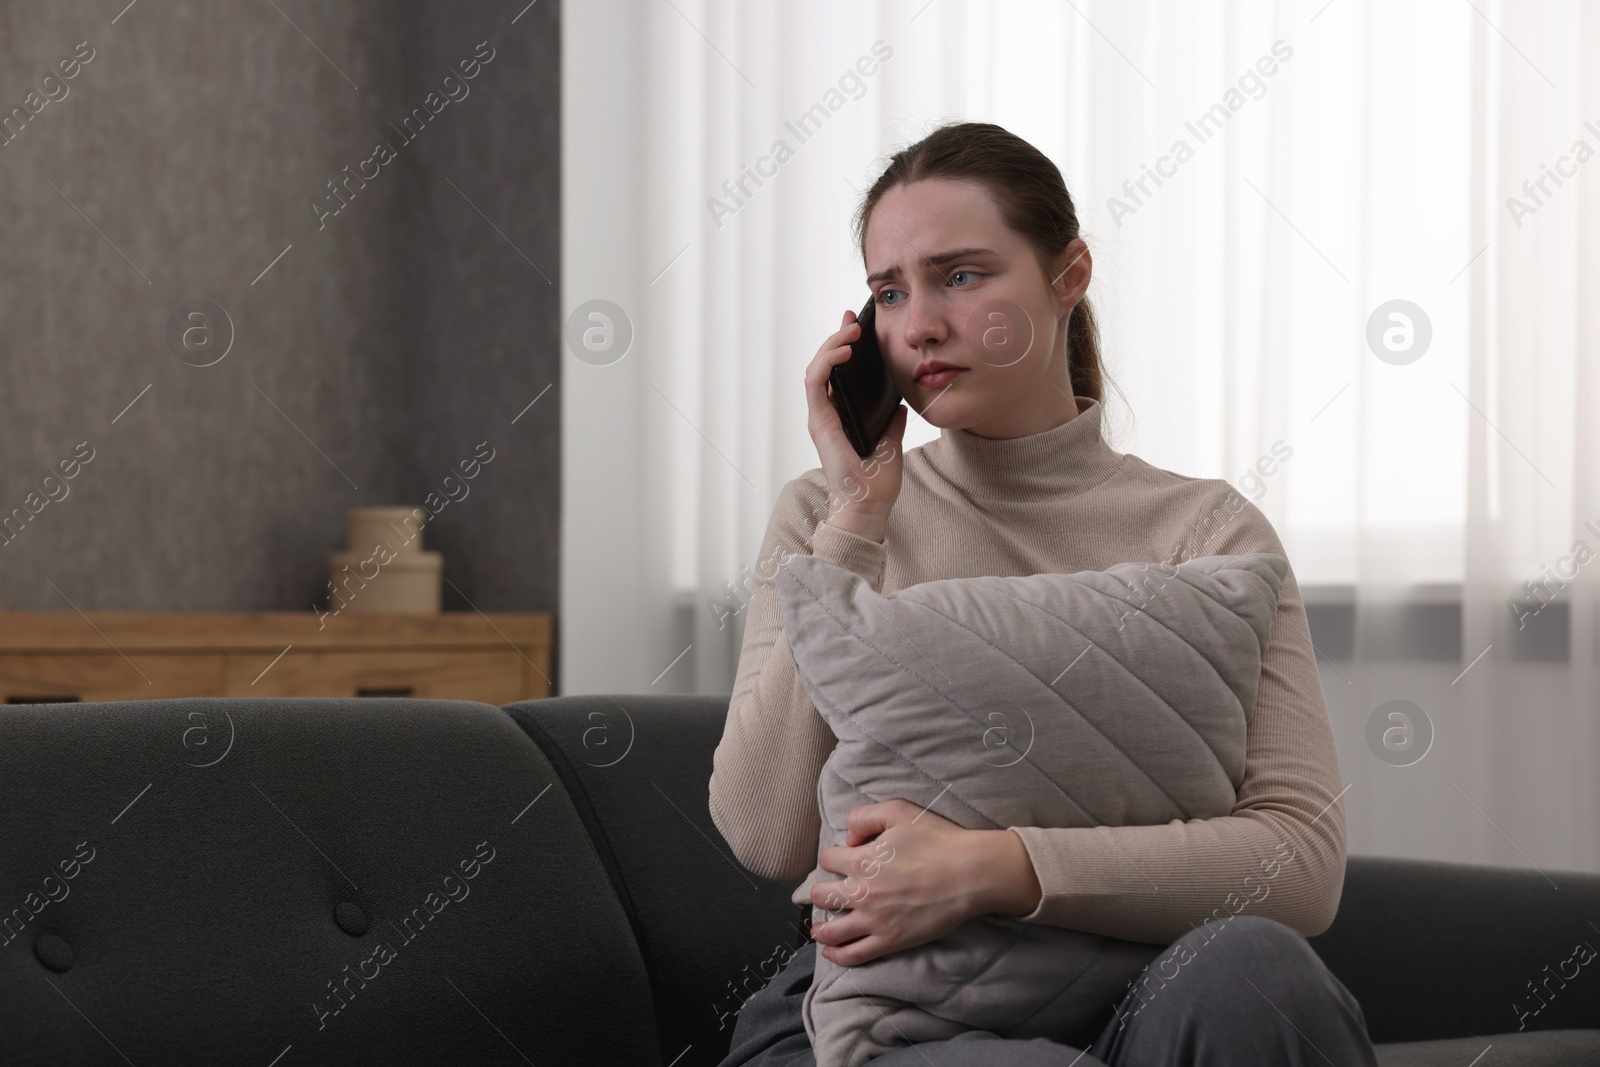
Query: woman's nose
898 293 951 350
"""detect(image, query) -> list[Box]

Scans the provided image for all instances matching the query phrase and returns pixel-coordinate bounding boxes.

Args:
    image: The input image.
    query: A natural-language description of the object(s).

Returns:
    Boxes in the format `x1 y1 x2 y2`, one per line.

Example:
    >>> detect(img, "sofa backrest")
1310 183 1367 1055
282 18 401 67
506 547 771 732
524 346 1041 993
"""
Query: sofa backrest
0 697 660 1066
1309 853 1600 1042
504 695 804 1067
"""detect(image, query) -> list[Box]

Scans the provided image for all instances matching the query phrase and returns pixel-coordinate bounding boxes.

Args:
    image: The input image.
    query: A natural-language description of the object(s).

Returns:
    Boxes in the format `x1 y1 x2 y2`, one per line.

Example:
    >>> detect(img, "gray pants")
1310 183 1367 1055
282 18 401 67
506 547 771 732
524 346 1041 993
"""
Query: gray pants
717 914 1379 1067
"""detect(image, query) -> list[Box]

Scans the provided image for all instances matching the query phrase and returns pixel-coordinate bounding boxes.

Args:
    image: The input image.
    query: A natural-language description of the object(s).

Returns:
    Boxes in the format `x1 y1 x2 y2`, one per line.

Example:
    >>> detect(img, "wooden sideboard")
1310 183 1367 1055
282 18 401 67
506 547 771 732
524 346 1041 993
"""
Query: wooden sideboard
0 612 552 706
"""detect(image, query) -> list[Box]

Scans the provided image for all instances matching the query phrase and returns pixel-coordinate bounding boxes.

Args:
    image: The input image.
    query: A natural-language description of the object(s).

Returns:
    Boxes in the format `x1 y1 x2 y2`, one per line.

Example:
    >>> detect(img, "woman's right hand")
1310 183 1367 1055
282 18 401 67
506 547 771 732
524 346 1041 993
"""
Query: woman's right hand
804 307 910 544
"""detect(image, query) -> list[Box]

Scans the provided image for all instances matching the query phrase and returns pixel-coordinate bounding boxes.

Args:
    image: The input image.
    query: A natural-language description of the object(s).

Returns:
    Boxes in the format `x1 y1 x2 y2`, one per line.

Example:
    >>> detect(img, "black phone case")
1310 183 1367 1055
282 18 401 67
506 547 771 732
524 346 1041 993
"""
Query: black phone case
828 297 902 458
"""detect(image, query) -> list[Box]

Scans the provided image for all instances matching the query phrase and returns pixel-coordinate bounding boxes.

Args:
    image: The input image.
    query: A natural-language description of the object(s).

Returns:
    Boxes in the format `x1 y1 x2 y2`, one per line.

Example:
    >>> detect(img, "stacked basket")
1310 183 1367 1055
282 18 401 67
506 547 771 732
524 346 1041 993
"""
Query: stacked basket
327 506 443 613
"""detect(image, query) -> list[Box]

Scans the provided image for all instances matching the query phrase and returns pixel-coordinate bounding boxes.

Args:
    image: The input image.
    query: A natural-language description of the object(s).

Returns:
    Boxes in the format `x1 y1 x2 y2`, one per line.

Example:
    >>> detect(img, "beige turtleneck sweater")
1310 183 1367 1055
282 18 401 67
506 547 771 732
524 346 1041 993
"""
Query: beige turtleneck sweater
706 395 1347 946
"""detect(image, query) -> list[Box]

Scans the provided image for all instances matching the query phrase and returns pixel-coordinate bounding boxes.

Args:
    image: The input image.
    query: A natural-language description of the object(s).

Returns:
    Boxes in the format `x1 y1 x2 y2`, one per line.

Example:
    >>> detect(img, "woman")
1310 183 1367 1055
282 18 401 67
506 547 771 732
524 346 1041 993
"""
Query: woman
708 121 1378 1066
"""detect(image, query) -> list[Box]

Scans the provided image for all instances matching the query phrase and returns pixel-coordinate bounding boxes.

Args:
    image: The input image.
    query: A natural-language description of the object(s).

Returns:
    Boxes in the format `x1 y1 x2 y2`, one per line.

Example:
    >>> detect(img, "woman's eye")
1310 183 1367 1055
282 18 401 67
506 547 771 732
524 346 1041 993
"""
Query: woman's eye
877 290 903 308
949 270 980 287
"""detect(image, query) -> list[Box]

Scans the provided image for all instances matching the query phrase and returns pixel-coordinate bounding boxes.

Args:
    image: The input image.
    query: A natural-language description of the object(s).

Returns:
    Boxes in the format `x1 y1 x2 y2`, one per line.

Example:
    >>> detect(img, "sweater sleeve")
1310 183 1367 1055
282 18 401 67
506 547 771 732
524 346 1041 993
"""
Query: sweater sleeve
1004 490 1348 943
707 474 889 883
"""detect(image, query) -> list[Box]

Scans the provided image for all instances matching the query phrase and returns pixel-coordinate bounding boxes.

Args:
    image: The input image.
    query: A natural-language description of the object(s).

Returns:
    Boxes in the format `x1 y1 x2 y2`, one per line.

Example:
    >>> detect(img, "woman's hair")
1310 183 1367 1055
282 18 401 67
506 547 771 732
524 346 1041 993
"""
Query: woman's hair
853 121 1117 407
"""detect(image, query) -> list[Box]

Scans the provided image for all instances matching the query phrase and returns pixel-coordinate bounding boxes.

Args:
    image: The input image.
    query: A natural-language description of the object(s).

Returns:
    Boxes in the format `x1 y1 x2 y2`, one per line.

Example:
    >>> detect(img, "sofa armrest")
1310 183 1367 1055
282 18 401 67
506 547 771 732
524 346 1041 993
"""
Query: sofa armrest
1307 855 1600 1043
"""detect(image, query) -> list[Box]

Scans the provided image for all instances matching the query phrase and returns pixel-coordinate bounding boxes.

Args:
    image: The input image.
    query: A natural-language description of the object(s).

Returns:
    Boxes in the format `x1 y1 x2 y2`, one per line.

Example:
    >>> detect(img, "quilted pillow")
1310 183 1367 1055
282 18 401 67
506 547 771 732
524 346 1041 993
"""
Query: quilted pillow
773 550 1288 1067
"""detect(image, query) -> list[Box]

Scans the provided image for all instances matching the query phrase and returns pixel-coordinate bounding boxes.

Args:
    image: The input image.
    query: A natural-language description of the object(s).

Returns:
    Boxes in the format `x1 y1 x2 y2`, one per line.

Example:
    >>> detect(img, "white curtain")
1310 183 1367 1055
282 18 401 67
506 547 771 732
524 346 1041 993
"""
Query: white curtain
562 0 1600 876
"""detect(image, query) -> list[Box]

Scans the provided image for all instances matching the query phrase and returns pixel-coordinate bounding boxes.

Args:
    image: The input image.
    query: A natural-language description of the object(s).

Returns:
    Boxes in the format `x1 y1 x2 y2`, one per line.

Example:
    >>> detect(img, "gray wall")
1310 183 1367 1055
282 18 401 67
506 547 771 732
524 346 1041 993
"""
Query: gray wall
0 2 559 653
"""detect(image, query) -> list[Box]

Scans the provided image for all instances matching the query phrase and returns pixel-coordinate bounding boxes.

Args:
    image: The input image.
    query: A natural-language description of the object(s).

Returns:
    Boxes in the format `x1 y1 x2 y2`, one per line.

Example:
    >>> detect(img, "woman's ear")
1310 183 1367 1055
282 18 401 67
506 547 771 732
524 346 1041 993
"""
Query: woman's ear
1050 238 1091 313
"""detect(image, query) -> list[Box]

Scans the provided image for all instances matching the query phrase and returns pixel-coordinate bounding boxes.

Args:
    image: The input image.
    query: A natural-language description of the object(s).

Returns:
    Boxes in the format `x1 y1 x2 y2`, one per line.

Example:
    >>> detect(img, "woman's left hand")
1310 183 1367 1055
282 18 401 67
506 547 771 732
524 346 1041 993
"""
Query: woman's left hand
809 799 984 966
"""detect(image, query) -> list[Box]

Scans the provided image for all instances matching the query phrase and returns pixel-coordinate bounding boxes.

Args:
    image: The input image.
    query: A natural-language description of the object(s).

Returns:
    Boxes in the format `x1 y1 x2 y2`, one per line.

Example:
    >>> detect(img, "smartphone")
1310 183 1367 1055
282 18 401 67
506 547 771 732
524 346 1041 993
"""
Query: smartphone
828 297 902 458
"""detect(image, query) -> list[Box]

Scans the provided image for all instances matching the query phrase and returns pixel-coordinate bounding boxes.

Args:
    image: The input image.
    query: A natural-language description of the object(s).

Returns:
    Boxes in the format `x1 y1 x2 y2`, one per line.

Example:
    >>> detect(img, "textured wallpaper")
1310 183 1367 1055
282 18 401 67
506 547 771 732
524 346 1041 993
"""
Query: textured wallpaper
0 1 560 632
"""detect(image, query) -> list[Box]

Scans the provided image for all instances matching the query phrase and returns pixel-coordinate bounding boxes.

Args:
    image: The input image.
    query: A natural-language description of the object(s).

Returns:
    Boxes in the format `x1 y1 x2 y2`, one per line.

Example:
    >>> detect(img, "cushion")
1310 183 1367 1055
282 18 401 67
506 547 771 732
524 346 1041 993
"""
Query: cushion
773 550 1288 1067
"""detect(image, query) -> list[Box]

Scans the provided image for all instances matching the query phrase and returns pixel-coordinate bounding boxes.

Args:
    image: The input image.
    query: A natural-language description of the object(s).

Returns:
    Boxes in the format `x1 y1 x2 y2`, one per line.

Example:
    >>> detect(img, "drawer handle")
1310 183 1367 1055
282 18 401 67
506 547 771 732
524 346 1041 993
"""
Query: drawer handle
357 686 414 698
7 695 81 704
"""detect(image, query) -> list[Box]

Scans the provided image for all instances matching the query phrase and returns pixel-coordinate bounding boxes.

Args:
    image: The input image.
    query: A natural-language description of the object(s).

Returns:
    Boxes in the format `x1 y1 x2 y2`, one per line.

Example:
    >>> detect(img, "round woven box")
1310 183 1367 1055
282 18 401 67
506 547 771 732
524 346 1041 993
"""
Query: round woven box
327 549 442 613
347 506 430 558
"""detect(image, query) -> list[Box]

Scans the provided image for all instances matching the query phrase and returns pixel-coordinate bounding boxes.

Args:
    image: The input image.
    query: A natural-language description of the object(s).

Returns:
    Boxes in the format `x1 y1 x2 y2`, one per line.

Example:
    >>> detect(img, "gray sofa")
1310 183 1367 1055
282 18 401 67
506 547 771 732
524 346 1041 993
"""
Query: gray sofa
1 694 1596 1065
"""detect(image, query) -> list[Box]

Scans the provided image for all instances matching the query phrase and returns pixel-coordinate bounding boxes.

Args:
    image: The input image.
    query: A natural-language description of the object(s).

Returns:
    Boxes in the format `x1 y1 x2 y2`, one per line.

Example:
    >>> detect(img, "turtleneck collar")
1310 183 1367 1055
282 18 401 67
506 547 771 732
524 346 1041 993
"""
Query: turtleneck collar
919 394 1124 501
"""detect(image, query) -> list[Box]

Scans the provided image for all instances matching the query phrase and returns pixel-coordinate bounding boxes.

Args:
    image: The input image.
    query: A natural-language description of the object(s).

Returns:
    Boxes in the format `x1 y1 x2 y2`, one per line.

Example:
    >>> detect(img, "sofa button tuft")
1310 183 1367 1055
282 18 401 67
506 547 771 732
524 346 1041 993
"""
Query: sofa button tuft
335 901 369 937
35 934 73 973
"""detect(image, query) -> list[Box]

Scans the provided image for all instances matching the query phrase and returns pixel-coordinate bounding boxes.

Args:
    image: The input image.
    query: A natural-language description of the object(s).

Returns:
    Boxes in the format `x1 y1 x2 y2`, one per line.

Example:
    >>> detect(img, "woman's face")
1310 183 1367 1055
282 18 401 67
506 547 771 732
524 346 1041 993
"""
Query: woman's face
863 177 1090 438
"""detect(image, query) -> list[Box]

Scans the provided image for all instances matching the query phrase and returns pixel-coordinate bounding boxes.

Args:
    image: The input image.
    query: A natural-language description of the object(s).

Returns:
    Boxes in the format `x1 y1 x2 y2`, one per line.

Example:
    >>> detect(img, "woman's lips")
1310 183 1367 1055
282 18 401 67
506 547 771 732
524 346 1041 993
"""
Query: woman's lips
916 367 966 388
